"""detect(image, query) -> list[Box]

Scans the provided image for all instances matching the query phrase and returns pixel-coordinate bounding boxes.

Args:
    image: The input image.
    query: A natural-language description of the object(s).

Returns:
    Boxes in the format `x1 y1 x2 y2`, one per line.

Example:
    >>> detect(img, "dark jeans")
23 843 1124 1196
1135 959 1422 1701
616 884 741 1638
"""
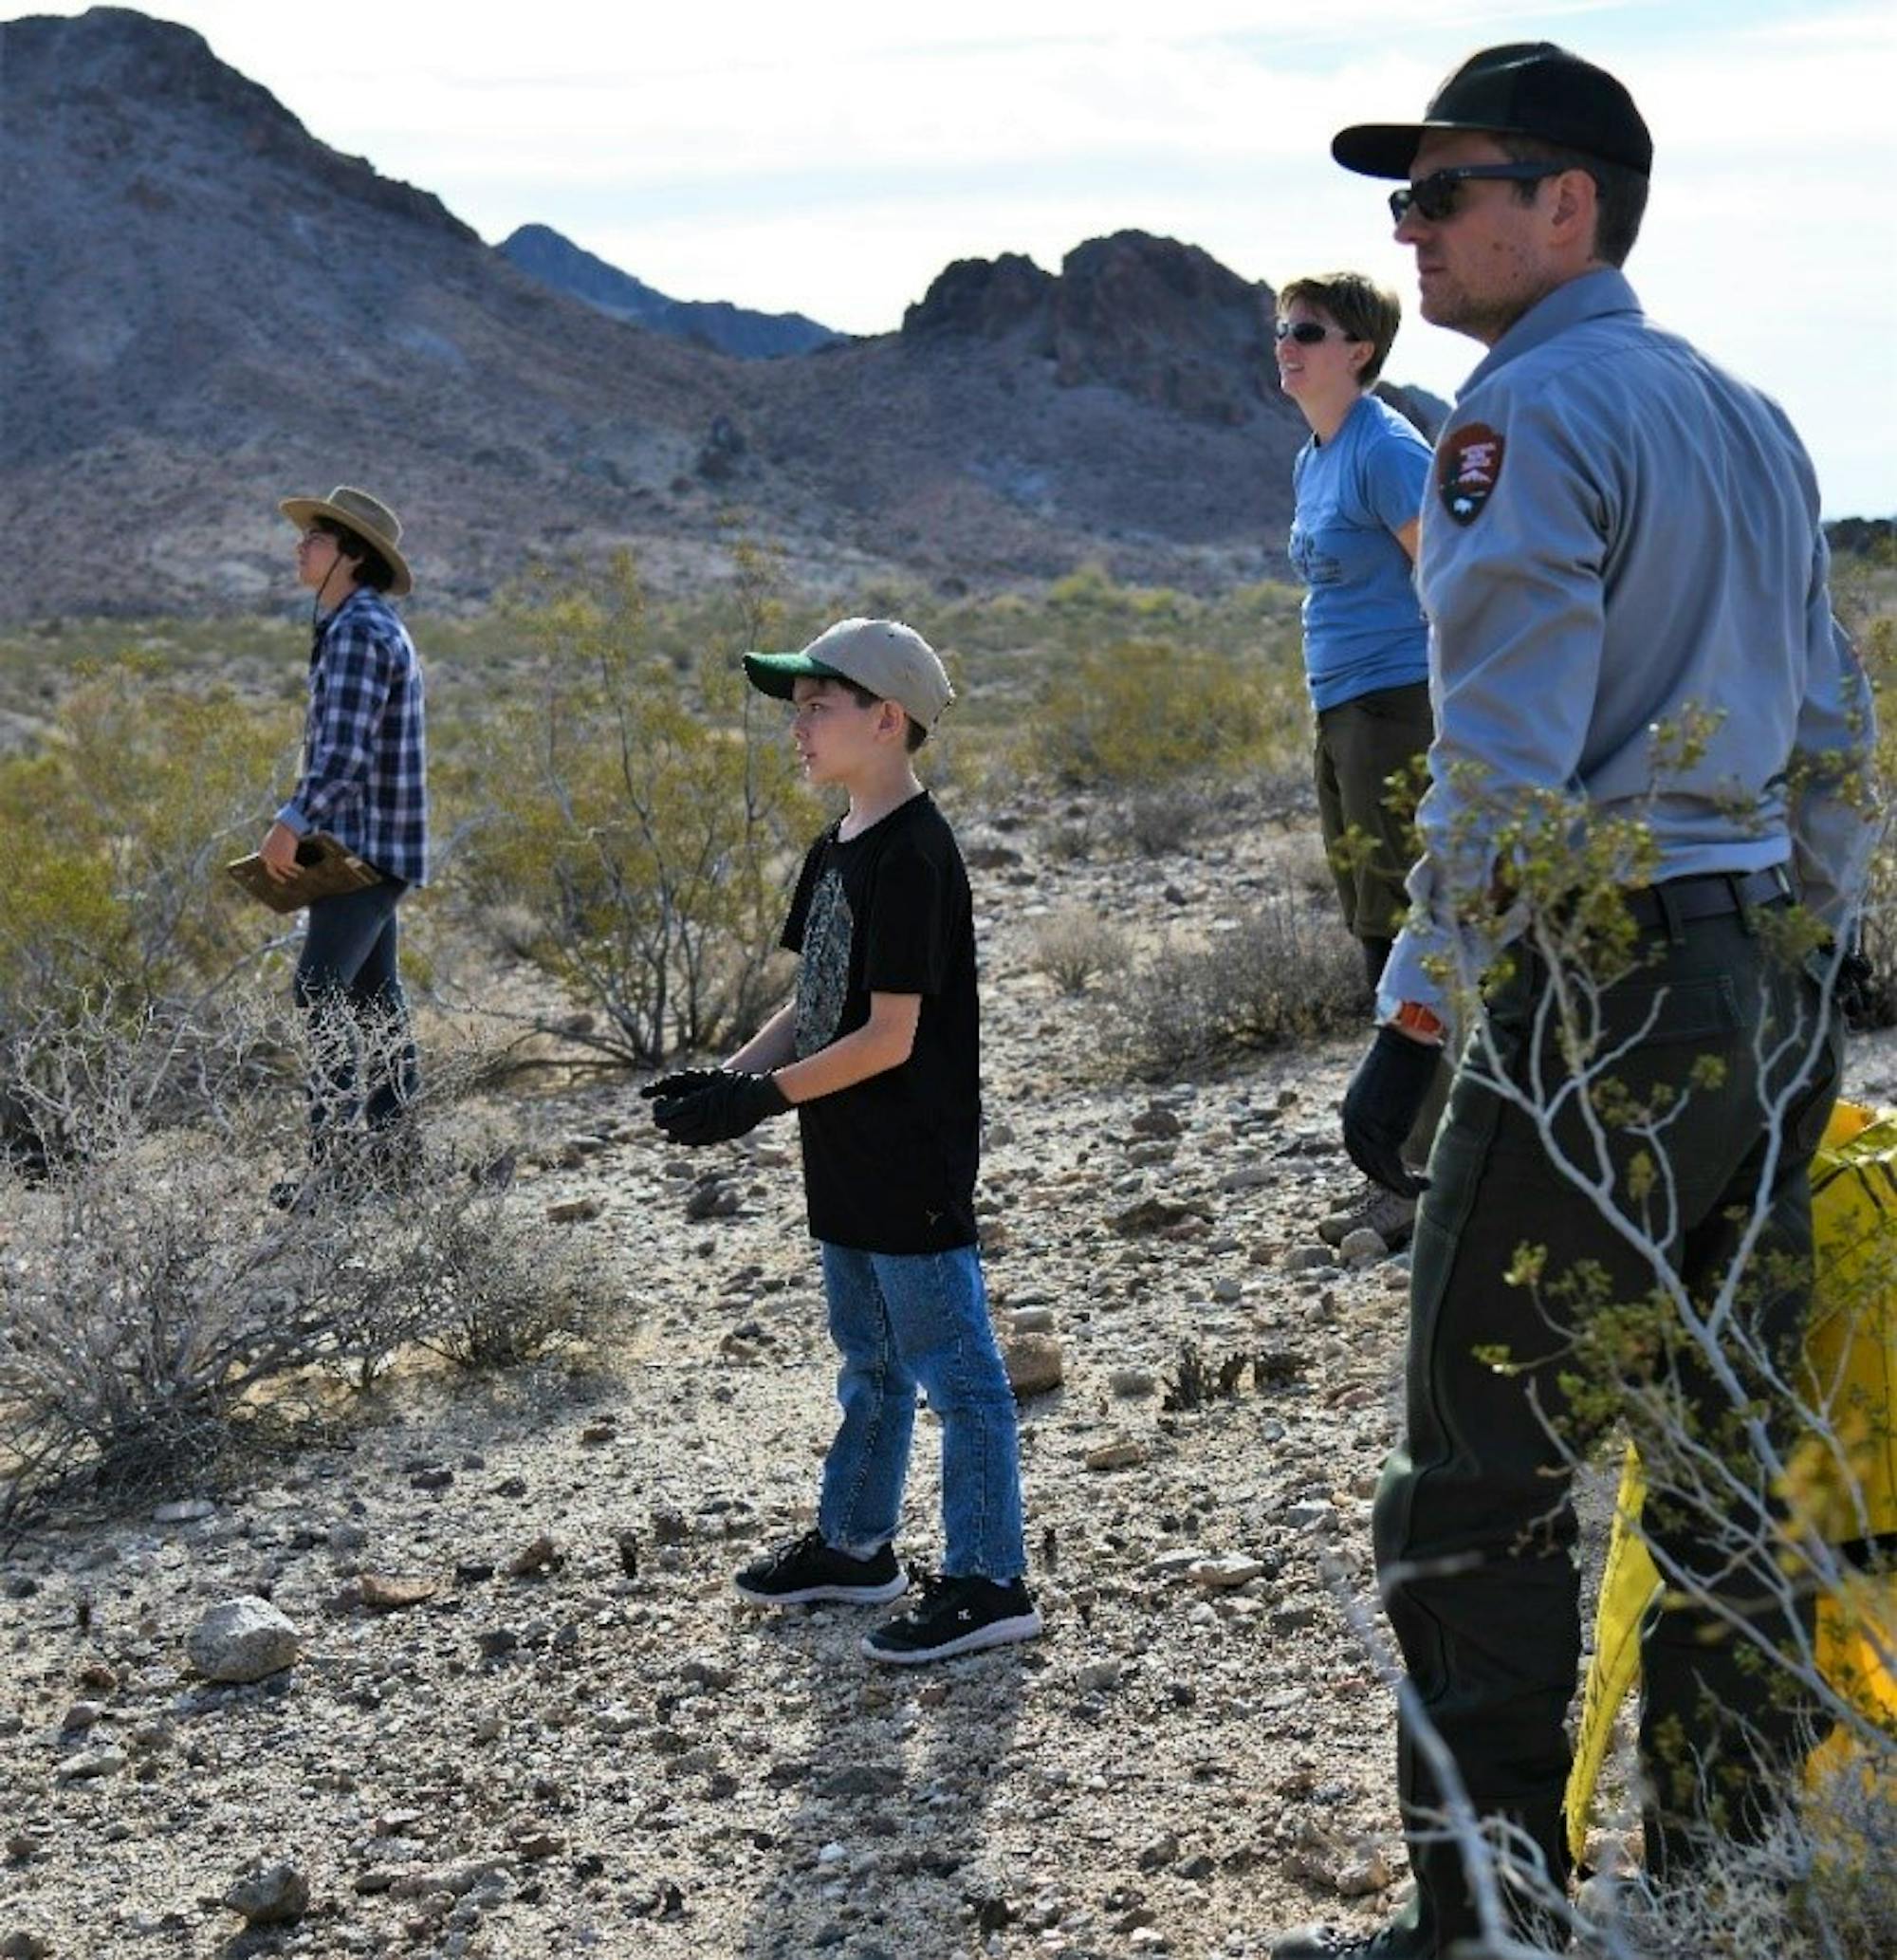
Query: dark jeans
1373 907 1841 1945
293 879 416 1151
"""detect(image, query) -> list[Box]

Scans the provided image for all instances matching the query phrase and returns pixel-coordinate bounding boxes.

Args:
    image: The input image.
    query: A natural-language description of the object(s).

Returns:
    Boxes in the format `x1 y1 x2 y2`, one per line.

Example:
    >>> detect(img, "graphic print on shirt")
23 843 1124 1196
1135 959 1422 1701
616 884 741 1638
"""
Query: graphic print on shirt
1439 422 1505 526
794 868 853 1059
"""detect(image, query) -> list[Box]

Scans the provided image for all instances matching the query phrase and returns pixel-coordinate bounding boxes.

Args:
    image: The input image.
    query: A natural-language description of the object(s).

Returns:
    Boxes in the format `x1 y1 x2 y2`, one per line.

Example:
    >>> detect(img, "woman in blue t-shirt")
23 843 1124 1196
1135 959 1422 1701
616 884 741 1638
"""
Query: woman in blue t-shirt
1277 270 1442 1248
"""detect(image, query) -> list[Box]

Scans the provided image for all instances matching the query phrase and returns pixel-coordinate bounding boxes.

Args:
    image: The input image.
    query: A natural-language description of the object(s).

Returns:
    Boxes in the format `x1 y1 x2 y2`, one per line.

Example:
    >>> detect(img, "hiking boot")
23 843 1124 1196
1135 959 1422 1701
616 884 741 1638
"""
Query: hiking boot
1317 1181 1417 1252
861 1569 1042 1665
1269 1912 1434 1959
732 1530 908 1607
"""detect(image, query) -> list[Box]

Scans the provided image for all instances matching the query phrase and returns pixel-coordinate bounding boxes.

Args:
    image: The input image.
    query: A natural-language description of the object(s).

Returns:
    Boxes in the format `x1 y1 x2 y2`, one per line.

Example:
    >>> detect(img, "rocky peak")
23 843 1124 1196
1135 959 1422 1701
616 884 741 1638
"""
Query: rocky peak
2 6 285 120
900 231 1279 426
0 6 476 243
1051 231 1274 425
902 252 1058 344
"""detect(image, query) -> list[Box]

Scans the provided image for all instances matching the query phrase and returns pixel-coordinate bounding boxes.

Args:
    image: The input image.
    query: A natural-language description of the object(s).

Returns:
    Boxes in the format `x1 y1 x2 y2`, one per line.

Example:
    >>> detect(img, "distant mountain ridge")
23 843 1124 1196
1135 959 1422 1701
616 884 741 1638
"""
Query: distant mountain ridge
500 225 838 361
2 6 1445 619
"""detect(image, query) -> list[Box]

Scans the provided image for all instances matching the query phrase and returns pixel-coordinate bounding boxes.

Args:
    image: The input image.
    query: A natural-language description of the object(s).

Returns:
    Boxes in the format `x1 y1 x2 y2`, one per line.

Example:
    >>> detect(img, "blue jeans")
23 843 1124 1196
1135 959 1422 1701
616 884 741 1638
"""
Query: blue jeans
816 1242 1026 1582
293 880 416 1146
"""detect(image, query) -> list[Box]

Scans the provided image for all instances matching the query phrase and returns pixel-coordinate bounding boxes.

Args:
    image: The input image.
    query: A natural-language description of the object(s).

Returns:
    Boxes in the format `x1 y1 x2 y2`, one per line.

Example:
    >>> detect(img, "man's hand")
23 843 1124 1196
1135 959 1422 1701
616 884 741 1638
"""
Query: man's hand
653 1071 791 1146
259 821 303 883
638 1068 729 1104
1341 1026 1438 1197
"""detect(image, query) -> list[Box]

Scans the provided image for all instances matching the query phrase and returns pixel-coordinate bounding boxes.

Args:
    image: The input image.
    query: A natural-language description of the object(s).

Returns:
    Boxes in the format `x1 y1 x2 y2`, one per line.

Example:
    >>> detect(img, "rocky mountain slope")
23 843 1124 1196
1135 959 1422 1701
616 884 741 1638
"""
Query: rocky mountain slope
499 224 839 361
2 7 1440 620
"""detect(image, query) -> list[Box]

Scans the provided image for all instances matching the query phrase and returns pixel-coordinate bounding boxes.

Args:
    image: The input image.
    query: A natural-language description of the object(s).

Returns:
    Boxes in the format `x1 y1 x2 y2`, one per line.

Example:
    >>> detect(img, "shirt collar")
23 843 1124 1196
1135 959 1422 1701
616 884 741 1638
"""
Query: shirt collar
1458 267 1642 398
315 585 377 633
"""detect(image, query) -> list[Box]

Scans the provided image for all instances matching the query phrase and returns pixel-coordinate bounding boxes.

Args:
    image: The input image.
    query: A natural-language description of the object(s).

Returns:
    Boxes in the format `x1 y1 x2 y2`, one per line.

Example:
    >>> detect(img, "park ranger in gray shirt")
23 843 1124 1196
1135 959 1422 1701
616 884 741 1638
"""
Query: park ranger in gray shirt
1273 42 1879 1960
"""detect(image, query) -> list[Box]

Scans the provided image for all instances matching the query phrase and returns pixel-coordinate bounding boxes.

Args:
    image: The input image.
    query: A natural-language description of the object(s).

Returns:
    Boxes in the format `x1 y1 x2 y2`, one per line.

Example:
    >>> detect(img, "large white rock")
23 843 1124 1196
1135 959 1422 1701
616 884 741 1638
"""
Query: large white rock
186 1596 300 1683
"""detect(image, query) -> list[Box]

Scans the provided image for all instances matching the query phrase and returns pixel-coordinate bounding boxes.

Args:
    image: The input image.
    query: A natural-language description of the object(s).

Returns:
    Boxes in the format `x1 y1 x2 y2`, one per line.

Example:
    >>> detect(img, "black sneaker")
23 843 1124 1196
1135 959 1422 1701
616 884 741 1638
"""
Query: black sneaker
1269 1920 1429 1959
861 1569 1042 1665
732 1530 908 1607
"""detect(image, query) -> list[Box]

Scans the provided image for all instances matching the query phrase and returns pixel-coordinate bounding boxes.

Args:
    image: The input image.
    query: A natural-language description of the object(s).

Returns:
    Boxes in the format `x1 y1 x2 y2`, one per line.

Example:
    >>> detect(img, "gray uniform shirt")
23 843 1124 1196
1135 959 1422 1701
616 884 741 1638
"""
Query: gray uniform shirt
1382 268 1877 1018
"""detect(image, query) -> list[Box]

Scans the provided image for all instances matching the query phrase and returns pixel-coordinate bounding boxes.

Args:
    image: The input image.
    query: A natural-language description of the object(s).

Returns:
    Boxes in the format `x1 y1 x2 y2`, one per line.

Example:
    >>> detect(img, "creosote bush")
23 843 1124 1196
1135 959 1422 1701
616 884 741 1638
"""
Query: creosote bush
1018 638 1301 794
0 1010 609 1525
1103 890 1369 1080
460 548 815 1065
1028 906 1133 996
0 659 283 1015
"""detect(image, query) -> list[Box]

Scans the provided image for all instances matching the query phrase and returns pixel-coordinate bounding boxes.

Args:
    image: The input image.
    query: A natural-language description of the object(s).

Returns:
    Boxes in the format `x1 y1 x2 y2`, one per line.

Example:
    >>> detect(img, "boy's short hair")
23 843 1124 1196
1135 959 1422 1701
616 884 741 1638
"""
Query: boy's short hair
832 676 929 752
1276 270 1403 386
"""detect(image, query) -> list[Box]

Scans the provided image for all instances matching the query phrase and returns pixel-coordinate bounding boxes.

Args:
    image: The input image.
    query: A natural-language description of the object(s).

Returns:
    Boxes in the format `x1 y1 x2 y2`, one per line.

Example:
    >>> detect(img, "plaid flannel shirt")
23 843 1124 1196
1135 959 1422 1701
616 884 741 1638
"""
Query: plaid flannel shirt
277 587 429 885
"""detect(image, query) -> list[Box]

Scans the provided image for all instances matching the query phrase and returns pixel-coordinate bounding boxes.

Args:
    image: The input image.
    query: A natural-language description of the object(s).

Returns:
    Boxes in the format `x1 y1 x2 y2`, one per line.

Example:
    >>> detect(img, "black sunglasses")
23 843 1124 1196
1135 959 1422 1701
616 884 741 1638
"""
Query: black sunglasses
1389 162 1567 225
1274 319 1356 345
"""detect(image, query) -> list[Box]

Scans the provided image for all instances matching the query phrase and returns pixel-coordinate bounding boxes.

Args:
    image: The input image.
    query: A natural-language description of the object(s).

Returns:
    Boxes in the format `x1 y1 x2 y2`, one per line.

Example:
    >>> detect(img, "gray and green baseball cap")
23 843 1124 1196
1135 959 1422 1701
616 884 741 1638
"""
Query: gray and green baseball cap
743 618 953 729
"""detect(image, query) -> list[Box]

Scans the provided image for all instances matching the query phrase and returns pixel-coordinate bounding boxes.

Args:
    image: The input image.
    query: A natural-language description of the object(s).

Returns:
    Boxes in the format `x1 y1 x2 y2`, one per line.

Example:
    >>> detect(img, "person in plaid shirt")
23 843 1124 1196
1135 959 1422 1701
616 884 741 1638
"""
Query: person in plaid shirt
257 486 428 1202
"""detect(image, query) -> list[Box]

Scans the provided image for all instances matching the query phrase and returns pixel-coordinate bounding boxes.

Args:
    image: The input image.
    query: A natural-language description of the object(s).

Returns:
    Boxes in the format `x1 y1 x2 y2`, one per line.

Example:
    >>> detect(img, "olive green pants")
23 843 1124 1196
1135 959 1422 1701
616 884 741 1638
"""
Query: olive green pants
1316 681 1447 1165
1373 907 1841 1948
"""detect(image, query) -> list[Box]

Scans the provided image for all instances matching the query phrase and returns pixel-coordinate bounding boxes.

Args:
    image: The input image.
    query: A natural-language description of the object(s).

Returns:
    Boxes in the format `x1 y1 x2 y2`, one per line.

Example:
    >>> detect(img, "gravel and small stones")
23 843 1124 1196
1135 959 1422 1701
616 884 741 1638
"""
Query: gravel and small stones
1338 1227 1389 1266
223 1860 310 1926
185 1597 300 1684
504 1534 563 1578
5 786 1815 1960
1003 1331 1064 1397
356 1573 438 1613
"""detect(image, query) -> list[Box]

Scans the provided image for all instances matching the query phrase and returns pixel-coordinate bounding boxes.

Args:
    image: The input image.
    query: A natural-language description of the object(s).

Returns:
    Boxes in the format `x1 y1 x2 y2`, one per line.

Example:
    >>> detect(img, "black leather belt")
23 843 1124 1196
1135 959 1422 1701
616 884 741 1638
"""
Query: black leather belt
1623 866 1794 933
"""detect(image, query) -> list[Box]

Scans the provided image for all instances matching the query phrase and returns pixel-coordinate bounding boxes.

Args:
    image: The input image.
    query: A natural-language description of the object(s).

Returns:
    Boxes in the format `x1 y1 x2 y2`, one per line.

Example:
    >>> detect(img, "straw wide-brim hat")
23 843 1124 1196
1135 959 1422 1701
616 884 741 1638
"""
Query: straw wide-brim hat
279 484 414 597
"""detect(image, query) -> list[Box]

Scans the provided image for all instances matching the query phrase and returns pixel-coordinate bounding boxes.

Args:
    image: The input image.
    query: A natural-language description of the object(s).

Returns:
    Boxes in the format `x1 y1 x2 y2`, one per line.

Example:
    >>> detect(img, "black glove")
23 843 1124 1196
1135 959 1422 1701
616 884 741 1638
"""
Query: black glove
653 1071 791 1146
639 1067 728 1104
1835 942 1880 1027
1341 1026 1438 1198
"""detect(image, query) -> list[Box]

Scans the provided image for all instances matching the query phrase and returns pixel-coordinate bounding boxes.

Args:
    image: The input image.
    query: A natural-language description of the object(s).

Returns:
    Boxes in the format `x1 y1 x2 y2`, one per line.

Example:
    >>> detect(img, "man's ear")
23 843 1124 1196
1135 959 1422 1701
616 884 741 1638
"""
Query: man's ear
879 698 908 741
1550 167 1598 253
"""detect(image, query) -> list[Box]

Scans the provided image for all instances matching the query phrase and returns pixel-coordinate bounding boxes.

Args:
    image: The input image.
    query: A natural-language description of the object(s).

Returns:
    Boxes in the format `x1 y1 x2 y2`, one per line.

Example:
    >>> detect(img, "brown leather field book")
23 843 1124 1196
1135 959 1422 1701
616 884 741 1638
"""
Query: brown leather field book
226 833 380 914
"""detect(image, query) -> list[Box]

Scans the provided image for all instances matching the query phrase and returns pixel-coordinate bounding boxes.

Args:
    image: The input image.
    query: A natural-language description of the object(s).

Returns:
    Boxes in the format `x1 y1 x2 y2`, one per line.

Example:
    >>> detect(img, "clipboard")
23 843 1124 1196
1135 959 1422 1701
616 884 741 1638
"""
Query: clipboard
227 832 381 915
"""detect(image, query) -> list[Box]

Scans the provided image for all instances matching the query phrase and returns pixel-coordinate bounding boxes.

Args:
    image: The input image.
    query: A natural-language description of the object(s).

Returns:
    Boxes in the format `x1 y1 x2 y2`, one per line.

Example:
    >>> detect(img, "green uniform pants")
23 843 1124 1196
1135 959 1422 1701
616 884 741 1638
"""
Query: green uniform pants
1373 903 1841 1948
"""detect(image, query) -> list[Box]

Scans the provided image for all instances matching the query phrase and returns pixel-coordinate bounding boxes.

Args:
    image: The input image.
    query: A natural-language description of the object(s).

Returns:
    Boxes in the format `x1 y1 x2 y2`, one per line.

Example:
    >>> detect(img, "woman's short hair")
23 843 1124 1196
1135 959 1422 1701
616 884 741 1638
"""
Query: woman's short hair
313 516 397 594
1276 271 1403 386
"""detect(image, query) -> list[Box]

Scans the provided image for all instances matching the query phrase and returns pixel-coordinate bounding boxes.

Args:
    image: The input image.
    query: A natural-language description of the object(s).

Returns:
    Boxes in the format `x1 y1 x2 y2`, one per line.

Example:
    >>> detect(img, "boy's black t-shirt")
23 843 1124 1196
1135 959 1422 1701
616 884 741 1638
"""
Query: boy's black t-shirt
783 791 980 1254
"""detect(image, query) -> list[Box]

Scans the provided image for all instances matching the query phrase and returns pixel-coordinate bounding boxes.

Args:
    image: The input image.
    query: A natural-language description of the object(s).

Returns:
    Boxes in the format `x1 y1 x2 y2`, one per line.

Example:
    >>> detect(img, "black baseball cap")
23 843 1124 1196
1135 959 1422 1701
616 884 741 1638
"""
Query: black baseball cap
1332 42 1652 180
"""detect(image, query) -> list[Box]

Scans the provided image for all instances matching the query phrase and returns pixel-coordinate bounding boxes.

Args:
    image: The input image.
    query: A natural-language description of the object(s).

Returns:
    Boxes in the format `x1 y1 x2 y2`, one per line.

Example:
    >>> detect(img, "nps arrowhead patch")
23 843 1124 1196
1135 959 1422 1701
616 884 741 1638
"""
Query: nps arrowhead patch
1439 421 1505 526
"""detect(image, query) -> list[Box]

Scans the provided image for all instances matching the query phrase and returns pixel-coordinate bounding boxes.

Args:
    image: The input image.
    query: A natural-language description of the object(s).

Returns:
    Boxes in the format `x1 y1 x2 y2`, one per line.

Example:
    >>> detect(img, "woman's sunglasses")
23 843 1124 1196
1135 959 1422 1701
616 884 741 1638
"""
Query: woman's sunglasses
1388 162 1567 225
1274 319 1356 345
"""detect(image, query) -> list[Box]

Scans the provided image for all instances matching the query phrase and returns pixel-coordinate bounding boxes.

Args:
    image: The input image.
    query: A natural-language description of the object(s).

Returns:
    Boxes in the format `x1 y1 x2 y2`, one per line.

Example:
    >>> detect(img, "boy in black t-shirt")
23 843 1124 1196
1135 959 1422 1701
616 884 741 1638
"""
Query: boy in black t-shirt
645 619 1040 1665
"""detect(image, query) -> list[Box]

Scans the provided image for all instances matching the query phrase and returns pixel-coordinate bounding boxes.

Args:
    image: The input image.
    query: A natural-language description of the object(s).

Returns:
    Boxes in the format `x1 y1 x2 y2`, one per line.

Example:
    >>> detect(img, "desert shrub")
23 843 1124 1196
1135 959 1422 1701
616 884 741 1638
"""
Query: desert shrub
1016 638 1301 793
1568 1749 1897 1960
1029 906 1133 995
1824 542 1896 1024
460 550 814 1064
1124 785 1215 856
0 661 282 1018
1102 890 1368 1079
0 1010 609 1524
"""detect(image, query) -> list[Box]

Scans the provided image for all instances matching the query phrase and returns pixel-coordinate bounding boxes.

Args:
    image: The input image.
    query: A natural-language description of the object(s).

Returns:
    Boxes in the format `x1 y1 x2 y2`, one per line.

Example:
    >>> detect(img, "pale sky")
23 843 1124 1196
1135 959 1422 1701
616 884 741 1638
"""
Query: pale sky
19 0 1897 514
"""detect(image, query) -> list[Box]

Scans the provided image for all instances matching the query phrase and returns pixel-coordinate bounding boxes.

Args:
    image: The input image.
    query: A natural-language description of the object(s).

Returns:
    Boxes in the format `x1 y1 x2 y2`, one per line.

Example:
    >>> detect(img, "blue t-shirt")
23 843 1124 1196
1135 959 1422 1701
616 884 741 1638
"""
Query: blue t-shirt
1288 392 1431 712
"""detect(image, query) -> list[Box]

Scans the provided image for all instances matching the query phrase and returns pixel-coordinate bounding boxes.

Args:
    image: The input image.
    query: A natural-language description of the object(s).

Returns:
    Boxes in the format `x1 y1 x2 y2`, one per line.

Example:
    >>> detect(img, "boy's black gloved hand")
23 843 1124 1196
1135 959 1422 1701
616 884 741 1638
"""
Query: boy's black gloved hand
639 1068 727 1104
1341 1026 1437 1198
653 1071 792 1146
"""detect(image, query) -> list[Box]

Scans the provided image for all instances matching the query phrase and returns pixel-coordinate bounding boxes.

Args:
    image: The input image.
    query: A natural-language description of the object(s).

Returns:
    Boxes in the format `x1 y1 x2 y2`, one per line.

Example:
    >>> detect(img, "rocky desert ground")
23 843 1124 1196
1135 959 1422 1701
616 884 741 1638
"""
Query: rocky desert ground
4 801 1893 1960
